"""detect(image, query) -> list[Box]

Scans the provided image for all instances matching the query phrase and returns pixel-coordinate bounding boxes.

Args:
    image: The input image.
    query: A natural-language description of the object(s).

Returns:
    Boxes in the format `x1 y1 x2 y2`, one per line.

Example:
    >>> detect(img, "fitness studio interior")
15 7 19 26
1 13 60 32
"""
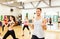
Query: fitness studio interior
0 0 60 39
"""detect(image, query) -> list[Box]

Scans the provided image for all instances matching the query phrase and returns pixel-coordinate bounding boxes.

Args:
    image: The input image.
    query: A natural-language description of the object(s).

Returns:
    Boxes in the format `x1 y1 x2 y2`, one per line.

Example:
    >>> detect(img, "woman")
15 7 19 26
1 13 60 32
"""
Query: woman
31 8 47 39
49 17 52 25
3 16 18 39
22 17 31 36
2 16 8 31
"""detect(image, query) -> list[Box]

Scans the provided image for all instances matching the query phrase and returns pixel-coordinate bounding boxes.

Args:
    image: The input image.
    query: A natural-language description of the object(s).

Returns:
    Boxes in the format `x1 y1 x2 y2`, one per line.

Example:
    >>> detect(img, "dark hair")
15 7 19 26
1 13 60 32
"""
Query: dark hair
11 16 16 22
37 8 42 11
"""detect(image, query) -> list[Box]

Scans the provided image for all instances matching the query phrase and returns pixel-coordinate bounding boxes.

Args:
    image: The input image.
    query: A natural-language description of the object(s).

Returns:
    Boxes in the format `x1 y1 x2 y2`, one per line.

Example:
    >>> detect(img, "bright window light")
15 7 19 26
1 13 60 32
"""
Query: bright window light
16 0 26 2
3 1 14 4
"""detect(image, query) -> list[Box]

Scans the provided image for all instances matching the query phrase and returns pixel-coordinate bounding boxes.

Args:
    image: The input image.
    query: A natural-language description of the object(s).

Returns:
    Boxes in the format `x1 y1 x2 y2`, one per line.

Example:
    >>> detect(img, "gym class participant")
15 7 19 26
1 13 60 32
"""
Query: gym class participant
2 16 8 31
3 16 18 39
22 16 31 36
31 8 47 39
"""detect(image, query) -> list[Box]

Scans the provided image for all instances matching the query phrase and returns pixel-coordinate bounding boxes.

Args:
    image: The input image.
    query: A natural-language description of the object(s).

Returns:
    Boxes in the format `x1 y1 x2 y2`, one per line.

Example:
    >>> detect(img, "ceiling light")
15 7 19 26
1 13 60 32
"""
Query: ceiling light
3 1 14 4
16 0 26 2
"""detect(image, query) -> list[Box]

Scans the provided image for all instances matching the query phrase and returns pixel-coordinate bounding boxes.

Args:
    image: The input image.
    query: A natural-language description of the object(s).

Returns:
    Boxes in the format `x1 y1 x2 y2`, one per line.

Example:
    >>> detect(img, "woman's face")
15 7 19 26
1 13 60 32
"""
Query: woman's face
10 16 13 21
36 9 41 16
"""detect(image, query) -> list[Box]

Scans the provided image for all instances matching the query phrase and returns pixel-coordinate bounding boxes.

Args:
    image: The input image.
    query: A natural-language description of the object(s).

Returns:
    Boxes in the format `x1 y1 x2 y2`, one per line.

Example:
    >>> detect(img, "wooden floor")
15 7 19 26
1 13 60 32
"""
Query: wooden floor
0 26 60 39
0 26 32 39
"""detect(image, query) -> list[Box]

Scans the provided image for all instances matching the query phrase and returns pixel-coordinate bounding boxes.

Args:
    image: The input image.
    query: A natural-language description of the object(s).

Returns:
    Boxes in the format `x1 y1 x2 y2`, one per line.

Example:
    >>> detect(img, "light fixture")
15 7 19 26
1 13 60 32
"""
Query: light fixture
16 0 26 2
3 1 14 4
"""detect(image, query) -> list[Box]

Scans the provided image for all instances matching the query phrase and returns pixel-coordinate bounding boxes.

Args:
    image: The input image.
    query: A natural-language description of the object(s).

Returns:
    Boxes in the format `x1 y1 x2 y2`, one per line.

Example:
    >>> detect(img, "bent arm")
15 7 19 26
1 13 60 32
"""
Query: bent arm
42 18 47 30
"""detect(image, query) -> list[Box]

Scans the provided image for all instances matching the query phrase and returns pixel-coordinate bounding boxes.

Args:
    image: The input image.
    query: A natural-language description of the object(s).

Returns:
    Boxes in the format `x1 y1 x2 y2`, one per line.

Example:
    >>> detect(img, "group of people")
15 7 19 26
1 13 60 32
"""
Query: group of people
2 16 18 39
21 8 47 39
1 8 47 39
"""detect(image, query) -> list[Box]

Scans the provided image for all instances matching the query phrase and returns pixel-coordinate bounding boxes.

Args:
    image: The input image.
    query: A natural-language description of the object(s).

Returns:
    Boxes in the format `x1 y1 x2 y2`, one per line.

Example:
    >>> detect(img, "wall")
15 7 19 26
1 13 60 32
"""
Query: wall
0 4 21 17
0 4 22 21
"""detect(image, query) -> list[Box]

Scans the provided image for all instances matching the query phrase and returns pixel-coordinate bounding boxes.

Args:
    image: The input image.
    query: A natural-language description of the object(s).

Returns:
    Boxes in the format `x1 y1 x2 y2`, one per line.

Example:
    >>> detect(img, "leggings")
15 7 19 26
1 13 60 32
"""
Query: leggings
2 25 5 31
3 30 17 39
23 25 30 31
31 35 44 39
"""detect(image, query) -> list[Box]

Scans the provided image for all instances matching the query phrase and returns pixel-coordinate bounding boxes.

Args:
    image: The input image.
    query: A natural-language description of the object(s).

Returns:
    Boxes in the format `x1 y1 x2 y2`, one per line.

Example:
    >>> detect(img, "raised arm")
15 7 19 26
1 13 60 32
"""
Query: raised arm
42 18 47 30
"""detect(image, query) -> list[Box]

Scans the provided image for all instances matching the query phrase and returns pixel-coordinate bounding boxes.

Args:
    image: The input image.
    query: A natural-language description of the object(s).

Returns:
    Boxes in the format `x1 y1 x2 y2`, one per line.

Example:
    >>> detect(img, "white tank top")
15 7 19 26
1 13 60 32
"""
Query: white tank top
33 18 44 38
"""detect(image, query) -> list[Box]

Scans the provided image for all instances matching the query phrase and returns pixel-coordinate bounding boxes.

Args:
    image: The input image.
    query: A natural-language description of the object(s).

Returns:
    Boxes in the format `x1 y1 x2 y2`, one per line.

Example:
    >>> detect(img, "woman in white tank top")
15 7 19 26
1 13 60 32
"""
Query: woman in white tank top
31 8 47 39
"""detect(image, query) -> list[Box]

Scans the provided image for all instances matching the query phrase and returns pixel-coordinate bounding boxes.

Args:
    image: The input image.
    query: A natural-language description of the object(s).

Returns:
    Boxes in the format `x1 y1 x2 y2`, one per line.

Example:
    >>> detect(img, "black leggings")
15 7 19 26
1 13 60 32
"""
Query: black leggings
2 24 10 31
3 30 17 39
2 25 5 31
23 25 30 31
31 35 44 39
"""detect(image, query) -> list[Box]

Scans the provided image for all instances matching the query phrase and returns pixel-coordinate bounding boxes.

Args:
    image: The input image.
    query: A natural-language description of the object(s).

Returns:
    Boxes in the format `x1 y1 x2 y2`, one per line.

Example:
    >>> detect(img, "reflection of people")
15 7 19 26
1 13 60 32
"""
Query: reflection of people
22 17 31 36
18 16 22 25
31 8 47 39
49 17 52 25
3 16 18 39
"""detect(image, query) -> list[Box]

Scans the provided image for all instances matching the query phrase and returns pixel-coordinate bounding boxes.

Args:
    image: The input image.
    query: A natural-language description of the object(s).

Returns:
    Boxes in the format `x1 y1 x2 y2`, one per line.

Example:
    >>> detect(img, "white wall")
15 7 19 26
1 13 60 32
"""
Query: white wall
0 4 21 17
42 8 60 16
